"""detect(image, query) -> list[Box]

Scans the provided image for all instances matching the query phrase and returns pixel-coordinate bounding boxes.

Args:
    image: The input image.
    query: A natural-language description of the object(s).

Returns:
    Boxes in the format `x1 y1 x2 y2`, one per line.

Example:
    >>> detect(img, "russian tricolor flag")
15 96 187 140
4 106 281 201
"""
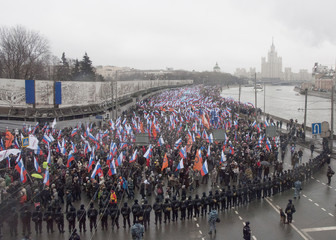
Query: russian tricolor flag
46 149 51 164
174 138 182 149
116 152 123 167
35 145 43 156
179 146 187 159
15 160 27 183
221 150 227 166
71 128 78 137
158 136 165 146
266 138 272 151
34 157 41 173
143 144 152 159
88 133 98 144
201 160 208 176
130 149 138 163
43 167 50 186
176 159 184 171
87 148 95 172
108 159 117 176
42 135 51 145
91 160 103 179
207 144 211 157
67 151 75 168
57 129 62 140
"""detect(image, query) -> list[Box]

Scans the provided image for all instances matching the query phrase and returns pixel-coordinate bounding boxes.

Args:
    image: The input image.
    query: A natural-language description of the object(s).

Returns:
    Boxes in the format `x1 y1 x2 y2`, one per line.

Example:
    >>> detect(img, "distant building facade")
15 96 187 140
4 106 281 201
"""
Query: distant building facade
261 40 282 81
312 63 335 91
213 62 221 72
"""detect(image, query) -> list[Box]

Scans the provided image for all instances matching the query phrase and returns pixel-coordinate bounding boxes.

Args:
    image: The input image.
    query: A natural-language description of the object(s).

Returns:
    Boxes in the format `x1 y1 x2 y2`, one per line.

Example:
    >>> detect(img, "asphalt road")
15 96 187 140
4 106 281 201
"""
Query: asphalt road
3 142 336 240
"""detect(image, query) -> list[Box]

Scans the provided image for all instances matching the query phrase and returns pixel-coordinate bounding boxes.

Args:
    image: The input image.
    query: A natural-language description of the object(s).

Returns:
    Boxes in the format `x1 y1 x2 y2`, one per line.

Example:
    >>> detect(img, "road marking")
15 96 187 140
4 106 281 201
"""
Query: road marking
308 199 313 202
328 186 332 189
276 205 280 208
196 223 199 227
202 238 205 240
302 226 336 232
311 177 314 179
316 180 320 182
252 236 257 240
314 203 319 207
235 210 239 215
238 216 243 220
303 194 307 197
199 230 202 234
265 198 311 240
194 218 197 221
322 183 326 185
328 213 334 217
321 208 326 211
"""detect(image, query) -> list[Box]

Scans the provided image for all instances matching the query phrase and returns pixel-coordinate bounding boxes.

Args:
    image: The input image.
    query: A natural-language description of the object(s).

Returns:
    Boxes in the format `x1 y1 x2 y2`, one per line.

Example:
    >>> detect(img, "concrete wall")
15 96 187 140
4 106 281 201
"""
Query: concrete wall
0 78 193 109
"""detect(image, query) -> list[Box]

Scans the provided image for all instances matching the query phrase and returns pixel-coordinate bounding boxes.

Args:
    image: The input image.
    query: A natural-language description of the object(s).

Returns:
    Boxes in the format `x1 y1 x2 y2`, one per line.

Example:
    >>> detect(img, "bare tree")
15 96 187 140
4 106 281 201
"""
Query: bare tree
0 25 50 79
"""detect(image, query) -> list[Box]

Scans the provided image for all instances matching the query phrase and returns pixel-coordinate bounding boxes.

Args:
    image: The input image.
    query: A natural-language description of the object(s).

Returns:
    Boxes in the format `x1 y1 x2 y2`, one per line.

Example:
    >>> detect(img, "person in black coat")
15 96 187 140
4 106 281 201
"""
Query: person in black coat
163 198 172 223
142 199 152 229
132 199 141 224
193 194 201 217
99 202 109 230
66 206 76 233
109 201 120 229
121 202 131 228
153 197 163 225
186 196 193 219
171 196 180 222
54 207 65 233
43 206 55 233
87 202 98 232
243 221 251 240
8 207 18 237
77 204 86 232
20 205 31 236
32 206 43 234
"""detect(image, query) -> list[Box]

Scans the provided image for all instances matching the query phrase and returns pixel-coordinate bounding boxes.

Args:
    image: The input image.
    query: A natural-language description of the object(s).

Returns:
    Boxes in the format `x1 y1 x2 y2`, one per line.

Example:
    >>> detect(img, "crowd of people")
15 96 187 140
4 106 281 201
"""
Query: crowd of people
0 85 331 239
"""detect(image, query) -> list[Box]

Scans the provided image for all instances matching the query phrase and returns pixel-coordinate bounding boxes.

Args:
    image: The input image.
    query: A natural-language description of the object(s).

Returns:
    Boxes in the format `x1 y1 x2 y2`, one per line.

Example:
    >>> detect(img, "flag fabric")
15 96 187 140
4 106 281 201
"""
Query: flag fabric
91 160 103 179
43 167 50 186
42 135 51 145
130 149 138 163
143 145 152 159
201 160 209 176
266 138 272 151
108 159 117 176
193 149 203 171
67 151 75 168
14 138 20 149
5 130 14 149
51 118 57 128
88 148 95 172
34 145 43 156
174 138 182 149
158 136 165 146
15 160 27 183
116 152 123 167
161 153 168 171
176 159 184 171
71 128 78 137
220 150 227 166
46 148 51 164
34 157 41 173
207 144 211 157
179 146 187 159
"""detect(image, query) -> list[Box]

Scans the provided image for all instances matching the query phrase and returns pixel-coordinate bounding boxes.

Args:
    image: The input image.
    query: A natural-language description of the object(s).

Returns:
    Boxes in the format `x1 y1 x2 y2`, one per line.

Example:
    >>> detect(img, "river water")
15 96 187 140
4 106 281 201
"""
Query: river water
221 85 335 127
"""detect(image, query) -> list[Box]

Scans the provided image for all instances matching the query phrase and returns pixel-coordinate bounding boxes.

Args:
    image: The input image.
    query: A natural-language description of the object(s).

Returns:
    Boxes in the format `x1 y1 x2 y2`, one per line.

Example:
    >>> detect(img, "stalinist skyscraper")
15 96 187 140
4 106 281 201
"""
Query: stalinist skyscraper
261 39 282 81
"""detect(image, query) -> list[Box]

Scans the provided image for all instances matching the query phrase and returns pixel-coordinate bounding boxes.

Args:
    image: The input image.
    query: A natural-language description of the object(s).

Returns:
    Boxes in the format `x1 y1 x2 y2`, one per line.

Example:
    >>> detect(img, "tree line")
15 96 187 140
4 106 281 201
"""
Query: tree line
0 25 243 85
0 25 103 81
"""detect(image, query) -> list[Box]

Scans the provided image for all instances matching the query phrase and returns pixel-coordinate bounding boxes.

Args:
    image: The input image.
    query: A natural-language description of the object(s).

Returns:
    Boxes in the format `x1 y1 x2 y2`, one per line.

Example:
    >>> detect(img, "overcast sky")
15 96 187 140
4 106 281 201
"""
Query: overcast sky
1 0 336 73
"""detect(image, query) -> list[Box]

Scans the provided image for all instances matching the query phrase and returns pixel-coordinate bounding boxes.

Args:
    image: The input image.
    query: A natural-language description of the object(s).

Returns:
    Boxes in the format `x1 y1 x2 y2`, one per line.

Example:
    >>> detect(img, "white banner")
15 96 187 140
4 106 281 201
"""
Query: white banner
0 149 21 162
28 135 39 150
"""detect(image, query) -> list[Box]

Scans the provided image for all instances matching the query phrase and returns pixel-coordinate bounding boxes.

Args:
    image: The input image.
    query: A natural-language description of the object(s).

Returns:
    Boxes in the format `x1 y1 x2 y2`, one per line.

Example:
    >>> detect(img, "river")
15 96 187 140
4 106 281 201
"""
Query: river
220 85 335 127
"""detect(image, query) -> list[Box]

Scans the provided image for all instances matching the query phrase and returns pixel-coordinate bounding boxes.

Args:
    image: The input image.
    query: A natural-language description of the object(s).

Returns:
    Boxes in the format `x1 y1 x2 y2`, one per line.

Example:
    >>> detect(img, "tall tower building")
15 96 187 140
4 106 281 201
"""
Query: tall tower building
261 39 282 81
